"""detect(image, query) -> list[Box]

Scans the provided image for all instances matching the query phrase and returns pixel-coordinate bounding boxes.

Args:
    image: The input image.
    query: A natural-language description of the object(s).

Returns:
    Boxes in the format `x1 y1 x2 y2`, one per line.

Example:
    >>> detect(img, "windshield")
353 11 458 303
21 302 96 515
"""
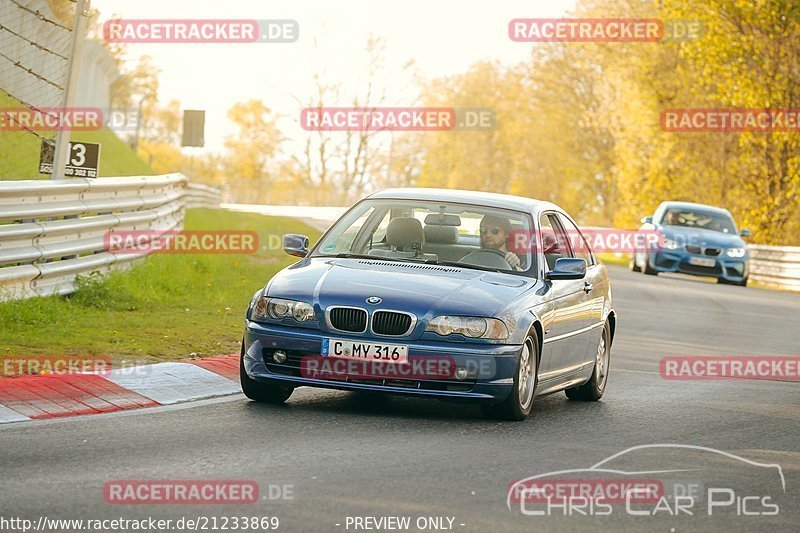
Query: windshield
312 199 535 274
660 208 737 234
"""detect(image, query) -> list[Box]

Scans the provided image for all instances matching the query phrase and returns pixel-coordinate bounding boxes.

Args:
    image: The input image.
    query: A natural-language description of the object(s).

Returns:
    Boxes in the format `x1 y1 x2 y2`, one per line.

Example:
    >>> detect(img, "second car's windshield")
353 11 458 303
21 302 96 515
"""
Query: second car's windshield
312 199 535 274
661 209 737 234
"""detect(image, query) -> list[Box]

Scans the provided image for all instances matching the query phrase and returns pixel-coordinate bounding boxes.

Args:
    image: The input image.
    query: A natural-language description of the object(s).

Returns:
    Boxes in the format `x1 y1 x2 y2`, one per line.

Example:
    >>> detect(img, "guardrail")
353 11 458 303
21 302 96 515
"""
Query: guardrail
187 183 223 208
749 245 800 292
0 175 221 301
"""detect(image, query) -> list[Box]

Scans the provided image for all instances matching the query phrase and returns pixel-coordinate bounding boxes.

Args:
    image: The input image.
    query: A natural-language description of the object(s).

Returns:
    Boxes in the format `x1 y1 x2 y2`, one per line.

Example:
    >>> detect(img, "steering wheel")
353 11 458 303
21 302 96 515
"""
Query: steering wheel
460 248 512 269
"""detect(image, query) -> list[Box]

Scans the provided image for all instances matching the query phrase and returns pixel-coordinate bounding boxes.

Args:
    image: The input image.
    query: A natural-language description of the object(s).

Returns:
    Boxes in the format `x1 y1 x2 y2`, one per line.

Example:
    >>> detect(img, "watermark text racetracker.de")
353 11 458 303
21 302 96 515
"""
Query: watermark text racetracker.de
0 107 102 131
660 356 800 381
103 19 298 43
508 18 702 42
661 108 800 132
104 230 259 255
1 356 111 376
508 228 664 254
300 354 497 382
300 107 495 131
104 480 258 504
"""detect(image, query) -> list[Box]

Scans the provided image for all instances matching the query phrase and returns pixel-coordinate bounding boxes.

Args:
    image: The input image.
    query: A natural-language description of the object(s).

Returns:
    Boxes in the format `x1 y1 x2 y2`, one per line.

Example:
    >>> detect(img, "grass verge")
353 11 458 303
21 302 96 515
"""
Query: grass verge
0 209 321 366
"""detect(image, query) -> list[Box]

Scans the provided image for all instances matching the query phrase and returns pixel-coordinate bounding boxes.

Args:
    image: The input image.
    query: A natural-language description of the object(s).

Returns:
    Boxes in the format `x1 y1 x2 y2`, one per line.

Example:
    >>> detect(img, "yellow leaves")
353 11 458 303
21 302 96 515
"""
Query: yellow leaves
413 0 799 242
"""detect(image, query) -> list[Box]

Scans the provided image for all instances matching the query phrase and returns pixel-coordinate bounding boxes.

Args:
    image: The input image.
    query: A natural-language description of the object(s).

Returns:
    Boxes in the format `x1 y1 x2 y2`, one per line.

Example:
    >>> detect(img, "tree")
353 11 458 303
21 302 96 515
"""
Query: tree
224 100 283 203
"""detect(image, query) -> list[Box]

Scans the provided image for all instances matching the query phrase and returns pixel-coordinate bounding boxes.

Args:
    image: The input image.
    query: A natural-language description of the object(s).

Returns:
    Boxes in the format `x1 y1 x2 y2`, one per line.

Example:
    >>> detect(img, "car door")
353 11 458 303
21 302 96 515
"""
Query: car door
557 213 605 367
537 212 591 379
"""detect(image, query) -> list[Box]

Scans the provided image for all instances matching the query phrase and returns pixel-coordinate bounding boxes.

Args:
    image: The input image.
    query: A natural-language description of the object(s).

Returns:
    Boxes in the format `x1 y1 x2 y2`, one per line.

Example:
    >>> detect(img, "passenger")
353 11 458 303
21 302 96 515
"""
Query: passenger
664 211 679 225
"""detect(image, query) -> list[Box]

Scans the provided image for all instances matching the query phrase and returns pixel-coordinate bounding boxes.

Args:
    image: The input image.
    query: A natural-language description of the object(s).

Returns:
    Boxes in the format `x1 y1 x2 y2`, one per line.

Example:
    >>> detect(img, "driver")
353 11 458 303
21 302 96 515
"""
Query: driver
479 215 523 270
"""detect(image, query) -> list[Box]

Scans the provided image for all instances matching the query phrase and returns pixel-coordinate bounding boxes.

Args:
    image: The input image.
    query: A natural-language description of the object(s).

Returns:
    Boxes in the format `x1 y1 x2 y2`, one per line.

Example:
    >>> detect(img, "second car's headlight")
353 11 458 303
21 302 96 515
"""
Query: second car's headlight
726 247 746 258
662 238 680 250
253 297 315 322
427 316 508 339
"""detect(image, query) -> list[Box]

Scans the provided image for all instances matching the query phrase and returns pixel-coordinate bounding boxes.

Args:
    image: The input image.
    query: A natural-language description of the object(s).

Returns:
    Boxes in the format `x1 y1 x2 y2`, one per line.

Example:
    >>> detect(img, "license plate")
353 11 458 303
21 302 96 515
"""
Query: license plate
689 256 716 267
321 338 408 365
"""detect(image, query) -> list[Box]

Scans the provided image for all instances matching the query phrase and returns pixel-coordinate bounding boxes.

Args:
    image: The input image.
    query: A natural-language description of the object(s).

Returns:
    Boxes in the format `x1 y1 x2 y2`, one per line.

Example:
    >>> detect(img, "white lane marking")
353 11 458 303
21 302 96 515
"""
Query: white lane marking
105 362 240 404
0 405 31 424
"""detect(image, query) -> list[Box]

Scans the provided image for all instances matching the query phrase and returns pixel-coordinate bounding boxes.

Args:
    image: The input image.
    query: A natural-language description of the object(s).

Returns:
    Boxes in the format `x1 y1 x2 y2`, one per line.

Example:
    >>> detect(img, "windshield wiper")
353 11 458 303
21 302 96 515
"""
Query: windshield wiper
334 253 504 272
426 260 503 273
334 253 404 262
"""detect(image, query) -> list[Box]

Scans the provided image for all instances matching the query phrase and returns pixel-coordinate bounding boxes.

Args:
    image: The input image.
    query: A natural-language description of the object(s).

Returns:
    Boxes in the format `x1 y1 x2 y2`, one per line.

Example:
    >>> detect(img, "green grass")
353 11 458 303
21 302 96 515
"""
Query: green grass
0 209 321 365
0 91 154 179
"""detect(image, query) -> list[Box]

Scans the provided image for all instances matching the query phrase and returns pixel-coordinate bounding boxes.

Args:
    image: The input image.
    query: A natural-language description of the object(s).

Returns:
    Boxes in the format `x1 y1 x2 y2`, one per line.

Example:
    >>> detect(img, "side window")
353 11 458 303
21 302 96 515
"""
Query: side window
557 214 594 265
539 213 572 271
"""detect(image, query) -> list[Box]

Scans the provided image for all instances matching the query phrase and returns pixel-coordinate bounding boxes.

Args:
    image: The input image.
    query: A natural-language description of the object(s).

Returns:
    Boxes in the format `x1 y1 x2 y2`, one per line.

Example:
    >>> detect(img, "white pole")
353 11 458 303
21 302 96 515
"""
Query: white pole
51 0 89 180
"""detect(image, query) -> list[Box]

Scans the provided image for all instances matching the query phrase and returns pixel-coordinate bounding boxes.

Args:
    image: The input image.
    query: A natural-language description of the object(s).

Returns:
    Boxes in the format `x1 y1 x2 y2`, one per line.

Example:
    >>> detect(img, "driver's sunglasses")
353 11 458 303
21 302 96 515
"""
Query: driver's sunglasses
479 227 502 235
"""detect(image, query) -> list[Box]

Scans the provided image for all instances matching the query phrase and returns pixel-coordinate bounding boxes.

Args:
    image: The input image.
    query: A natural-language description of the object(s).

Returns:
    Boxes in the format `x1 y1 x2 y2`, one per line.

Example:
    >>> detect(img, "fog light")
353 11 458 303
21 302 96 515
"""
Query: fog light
273 350 288 364
455 367 468 380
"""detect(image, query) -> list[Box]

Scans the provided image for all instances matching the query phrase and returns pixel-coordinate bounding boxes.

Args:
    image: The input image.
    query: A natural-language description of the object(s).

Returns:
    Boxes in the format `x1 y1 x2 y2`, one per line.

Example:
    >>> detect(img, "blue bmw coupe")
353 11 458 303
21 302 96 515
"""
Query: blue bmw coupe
241 189 616 420
631 201 751 286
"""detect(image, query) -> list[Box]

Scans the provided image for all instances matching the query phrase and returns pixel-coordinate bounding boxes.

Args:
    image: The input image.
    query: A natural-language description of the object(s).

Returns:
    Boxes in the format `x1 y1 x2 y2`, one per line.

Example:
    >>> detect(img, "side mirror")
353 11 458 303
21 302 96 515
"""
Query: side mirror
283 234 310 258
740 228 751 238
641 216 653 225
547 258 587 281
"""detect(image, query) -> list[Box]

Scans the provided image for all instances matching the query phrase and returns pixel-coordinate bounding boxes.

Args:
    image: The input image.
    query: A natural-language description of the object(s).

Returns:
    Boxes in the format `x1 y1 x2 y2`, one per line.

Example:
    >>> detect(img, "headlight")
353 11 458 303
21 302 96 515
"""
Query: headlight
252 297 315 322
726 247 746 258
427 316 508 339
662 238 680 250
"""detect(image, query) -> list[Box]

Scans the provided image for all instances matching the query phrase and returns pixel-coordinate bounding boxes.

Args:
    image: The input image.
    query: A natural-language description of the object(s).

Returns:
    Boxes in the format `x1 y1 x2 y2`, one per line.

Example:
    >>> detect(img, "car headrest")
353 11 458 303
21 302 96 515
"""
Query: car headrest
387 218 424 249
424 225 458 244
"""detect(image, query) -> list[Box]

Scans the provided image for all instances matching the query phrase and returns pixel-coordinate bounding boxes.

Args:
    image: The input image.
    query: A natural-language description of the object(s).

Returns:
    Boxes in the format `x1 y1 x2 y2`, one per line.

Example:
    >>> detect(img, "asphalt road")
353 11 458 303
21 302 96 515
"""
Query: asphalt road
1 266 799 533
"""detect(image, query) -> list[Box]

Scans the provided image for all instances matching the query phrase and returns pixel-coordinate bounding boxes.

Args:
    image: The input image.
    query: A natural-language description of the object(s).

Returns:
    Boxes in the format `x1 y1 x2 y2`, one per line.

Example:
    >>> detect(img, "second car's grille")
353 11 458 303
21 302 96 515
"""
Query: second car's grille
685 245 722 256
372 311 413 336
329 307 367 332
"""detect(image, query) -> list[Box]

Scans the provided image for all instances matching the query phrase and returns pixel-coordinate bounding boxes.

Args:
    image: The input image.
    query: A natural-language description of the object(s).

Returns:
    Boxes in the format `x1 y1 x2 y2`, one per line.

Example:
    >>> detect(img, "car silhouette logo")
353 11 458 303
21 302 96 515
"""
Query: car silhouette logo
366 296 382 305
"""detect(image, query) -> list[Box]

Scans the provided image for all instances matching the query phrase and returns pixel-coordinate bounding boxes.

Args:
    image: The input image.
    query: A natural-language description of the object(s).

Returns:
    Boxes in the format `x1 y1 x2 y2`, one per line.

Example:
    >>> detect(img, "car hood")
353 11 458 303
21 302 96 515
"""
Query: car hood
266 257 539 321
659 226 746 249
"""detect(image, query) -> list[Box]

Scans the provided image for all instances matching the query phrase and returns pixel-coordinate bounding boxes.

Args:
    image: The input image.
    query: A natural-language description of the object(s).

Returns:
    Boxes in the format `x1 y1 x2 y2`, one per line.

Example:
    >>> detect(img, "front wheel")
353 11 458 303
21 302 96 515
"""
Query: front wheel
566 322 611 401
240 343 294 403
483 334 538 421
642 255 658 275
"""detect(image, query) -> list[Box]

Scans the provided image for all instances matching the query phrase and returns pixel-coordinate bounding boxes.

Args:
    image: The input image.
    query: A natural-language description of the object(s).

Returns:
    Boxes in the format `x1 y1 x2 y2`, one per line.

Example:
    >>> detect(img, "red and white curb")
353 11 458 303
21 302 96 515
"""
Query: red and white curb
0 354 240 424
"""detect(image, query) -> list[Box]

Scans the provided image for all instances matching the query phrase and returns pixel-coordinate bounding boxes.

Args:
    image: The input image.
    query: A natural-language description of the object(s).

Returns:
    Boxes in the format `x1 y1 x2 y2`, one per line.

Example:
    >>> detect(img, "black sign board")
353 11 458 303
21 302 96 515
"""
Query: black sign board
182 110 205 147
38 140 101 178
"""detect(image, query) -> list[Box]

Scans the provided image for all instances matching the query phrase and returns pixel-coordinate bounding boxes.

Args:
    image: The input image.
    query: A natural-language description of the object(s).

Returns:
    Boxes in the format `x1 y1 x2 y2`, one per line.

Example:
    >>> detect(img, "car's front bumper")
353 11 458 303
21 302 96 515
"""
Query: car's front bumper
648 251 748 282
243 321 522 402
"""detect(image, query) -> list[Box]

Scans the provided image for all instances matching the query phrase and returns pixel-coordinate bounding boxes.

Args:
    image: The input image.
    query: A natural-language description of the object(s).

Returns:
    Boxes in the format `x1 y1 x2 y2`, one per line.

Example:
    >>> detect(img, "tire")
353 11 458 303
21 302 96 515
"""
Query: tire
240 343 294 403
629 256 641 272
483 334 538 421
642 255 658 276
566 322 611 401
